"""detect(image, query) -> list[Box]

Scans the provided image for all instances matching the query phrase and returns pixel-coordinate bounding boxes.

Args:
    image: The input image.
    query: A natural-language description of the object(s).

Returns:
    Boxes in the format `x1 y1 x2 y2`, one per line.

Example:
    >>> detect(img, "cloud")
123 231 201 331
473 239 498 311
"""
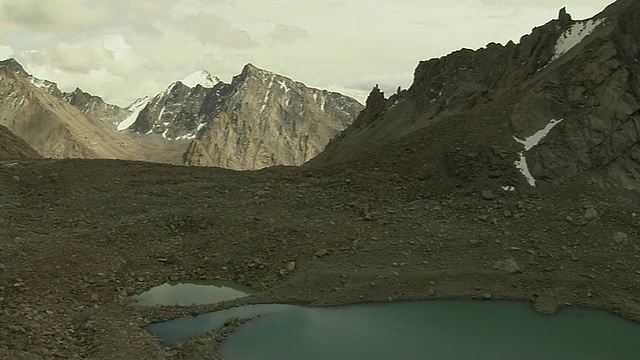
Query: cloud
0 44 13 59
19 38 112 73
0 0 119 34
268 24 308 43
101 34 144 75
182 13 257 48
0 0 615 109
196 53 256 75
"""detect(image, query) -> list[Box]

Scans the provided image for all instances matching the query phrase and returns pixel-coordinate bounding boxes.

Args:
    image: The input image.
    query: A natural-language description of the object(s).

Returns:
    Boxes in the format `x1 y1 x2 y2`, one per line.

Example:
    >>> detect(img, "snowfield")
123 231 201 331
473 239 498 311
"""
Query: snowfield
552 18 605 61
513 119 564 186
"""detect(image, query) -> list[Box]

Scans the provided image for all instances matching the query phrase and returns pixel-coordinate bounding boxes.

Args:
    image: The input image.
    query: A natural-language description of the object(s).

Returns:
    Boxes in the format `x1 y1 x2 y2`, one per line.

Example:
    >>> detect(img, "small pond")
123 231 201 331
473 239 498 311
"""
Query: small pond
132 280 257 306
148 300 640 360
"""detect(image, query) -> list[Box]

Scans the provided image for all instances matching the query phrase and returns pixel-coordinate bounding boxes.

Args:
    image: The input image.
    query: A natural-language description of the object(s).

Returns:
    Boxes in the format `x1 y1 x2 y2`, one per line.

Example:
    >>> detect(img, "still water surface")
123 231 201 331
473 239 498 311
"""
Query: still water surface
149 300 640 360
219 301 640 360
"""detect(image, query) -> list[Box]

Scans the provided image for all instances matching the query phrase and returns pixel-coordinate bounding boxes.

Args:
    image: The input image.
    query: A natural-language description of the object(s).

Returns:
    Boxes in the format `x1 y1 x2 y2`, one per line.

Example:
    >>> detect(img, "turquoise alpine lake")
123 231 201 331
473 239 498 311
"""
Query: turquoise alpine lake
148 300 640 359
132 280 257 306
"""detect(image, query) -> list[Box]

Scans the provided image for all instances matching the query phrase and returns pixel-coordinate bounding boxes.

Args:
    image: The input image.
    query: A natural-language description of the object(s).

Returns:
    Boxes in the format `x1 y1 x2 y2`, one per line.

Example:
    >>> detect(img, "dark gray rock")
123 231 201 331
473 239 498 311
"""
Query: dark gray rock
584 207 599 220
315 249 329 258
312 0 640 192
481 190 495 200
286 261 296 272
614 232 629 245
494 259 522 274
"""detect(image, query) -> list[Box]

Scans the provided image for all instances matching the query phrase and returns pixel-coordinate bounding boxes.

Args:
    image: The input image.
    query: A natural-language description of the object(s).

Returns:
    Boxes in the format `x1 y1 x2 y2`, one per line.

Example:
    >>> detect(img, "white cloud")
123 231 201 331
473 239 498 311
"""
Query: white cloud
182 13 258 48
268 24 308 43
101 34 144 75
0 44 13 59
0 0 615 107
0 0 118 34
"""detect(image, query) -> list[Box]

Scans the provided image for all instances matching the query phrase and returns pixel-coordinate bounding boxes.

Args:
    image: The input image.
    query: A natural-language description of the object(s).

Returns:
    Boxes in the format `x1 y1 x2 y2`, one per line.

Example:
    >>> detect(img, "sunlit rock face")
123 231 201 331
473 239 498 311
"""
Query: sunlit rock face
125 64 363 170
0 58 186 163
0 59 362 168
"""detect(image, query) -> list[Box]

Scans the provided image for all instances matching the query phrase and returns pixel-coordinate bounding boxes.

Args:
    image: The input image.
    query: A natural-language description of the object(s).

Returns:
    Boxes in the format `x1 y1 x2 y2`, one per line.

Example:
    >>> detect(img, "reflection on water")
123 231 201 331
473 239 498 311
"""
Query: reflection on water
148 304 299 346
150 300 640 360
132 280 257 306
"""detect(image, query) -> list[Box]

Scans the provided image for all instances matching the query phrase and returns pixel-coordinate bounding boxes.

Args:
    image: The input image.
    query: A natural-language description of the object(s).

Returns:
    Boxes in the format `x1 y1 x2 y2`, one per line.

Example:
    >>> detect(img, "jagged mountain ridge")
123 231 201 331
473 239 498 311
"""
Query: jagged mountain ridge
62 87 129 129
123 64 364 170
20 65 131 129
0 60 362 169
312 0 640 191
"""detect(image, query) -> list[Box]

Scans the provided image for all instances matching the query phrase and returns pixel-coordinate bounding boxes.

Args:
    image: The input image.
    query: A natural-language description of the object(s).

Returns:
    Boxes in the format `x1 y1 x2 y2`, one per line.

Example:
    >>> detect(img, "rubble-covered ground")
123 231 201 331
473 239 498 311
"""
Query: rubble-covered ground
1 158 639 359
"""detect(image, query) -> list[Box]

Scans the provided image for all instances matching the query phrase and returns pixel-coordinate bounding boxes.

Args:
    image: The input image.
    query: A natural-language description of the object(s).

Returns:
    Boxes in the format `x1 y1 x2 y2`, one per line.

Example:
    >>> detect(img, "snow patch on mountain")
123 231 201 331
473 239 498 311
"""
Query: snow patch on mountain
175 122 207 141
180 70 220 88
513 119 564 186
552 18 605 61
514 119 563 151
27 76 57 94
117 97 150 131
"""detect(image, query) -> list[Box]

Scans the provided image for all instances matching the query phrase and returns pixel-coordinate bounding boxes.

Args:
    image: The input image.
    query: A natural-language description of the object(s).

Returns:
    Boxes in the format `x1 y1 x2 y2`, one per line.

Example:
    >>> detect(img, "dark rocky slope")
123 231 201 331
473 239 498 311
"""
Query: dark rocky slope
313 0 640 192
0 124 41 160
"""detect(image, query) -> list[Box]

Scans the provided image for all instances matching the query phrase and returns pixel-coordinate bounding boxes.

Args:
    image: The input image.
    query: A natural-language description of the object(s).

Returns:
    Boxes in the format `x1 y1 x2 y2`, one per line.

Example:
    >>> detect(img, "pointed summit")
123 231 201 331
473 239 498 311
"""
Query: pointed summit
242 63 259 74
558 7 572 26
0 58 28 76
239 63 269 78
230 63 271 87
180 69 220 88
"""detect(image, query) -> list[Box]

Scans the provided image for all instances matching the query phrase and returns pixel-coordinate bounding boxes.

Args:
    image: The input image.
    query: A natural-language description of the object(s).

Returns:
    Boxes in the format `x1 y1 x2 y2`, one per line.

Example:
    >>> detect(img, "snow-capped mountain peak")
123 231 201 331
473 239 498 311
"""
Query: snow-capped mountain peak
27 76 58 94
180 69 220 88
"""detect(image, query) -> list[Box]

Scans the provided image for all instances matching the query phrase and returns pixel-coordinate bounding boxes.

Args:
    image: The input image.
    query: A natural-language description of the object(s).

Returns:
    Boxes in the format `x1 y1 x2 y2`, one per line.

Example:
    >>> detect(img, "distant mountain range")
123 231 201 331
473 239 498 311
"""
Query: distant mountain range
3 0 639 193
119 64 362 169
0 59 363 169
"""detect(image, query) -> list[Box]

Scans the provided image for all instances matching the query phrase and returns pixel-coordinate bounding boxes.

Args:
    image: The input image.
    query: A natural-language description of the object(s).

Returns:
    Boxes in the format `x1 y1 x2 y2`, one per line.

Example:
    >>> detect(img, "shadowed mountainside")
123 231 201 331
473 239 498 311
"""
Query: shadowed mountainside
0 124 41 161
312 0 640 192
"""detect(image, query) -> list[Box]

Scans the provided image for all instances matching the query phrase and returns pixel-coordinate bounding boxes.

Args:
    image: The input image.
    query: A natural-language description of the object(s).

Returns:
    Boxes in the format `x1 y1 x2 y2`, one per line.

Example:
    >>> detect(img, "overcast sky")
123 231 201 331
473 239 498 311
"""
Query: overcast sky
0 0 614 106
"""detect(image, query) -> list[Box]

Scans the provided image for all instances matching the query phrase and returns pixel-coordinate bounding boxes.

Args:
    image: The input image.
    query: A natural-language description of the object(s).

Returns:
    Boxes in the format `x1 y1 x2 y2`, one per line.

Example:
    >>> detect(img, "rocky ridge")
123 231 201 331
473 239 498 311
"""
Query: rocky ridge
62 88 129 130
315 0 640 192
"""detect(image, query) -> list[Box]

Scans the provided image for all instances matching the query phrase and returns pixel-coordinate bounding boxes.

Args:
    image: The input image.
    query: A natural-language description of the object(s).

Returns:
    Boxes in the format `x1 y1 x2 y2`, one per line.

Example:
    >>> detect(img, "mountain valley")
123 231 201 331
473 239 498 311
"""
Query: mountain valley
1 1 640 359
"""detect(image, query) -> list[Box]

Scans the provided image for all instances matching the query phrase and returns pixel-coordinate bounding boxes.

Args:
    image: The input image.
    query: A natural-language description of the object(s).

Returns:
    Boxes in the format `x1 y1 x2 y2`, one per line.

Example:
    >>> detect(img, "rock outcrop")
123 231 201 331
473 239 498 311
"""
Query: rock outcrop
313 0 640 191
